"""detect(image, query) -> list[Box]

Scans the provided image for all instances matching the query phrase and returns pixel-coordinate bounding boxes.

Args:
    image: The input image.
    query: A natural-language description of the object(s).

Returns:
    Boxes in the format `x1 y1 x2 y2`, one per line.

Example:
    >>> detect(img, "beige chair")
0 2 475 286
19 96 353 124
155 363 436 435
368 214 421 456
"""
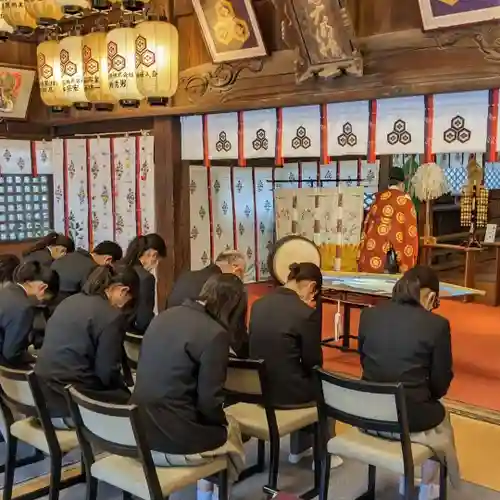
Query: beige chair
124 332 142 369
0 366 84 500
315 368 448 500
66 385 230 500
224 358 320 499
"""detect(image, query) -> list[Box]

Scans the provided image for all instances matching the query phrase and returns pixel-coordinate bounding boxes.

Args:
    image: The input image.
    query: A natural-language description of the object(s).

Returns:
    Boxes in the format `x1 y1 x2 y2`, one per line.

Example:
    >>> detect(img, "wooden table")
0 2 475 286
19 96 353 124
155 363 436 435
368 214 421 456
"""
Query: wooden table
420 243 483 301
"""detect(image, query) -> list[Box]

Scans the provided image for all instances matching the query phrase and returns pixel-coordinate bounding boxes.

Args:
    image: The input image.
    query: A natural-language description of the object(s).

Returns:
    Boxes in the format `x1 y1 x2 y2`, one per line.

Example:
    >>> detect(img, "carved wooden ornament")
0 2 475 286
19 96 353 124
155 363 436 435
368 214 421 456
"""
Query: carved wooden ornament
273 0 362 82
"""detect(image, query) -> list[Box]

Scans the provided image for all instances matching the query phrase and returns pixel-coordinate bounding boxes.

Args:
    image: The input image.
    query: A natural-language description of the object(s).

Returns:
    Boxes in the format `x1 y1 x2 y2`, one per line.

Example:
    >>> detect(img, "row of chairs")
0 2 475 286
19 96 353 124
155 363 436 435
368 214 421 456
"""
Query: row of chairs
0 358 448 500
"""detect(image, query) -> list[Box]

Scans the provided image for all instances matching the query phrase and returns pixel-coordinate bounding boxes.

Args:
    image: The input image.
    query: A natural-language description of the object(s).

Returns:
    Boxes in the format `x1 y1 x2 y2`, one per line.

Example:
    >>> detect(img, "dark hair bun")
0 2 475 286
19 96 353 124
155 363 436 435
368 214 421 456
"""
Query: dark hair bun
288 262 300 278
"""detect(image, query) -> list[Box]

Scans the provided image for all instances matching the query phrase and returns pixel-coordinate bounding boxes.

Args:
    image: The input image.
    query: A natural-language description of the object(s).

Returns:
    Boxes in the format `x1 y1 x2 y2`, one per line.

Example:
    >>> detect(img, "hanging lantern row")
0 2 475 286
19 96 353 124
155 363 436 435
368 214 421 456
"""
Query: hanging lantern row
36 19 179 112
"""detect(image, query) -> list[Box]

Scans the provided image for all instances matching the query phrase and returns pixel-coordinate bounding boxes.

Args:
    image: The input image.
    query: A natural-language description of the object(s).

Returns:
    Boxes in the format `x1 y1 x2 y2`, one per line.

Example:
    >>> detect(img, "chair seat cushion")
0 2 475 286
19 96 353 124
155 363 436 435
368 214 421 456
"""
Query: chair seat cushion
225 403 317 441
91 454 227 500
327 428 434 474
10 417 79 454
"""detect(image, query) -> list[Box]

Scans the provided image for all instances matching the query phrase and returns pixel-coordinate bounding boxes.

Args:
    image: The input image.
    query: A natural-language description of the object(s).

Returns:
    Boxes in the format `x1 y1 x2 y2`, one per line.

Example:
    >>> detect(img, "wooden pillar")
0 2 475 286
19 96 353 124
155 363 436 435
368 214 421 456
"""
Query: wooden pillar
378 155 392 190
153 116 190 309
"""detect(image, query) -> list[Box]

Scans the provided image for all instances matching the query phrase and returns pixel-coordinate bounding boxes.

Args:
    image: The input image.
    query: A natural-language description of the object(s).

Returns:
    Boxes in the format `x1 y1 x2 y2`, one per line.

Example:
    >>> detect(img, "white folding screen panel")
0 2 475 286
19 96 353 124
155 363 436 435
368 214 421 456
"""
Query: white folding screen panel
181 115 204 161
0 140 31 174
207 113 238 160
433 91 489 153
327 101 369 157
281 106 321 158
375 96 425 154
51 139 66 234
189 165 211 270
232 167 256 282
320 163 337 187
88 137 114 246
253 167 274 280
338 160 358 187
137 135 155 234
66 139 89 249
112 137 137 251
361 161 380 194
34 141 53 175
300 162 319 185
242 109 276 159
210 166 234 257
275 163 299 189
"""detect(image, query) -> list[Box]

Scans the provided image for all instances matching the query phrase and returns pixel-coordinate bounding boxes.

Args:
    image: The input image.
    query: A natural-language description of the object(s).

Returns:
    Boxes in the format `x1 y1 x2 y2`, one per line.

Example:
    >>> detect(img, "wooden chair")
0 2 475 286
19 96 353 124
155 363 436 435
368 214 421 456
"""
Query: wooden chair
65 385 230 500
123 332 142 370
224 358 320 499
315 368 448 500
0 366 84 500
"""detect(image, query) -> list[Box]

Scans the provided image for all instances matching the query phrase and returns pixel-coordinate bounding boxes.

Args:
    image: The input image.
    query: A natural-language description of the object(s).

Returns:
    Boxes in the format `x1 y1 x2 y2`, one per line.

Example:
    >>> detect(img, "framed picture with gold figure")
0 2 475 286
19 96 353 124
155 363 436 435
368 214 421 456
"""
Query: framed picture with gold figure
0 67 35 120
191 0 267 63
418 0 500 30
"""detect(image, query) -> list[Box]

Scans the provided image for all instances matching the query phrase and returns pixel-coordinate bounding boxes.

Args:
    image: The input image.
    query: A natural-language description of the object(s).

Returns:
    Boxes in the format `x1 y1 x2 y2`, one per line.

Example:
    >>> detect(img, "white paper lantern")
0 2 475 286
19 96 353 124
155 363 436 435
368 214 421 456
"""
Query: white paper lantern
135 20 178 105
37 39 71 111
3 0 36 34
0 0 14 40
106 26 143 107
54 0 89 15
83 30 115 110
25 0 63 24
59 34 90 110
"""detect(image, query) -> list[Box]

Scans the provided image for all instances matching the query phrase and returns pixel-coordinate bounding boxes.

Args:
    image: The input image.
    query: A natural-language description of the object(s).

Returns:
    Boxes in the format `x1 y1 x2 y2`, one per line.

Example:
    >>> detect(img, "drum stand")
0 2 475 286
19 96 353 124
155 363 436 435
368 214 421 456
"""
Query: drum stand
321 302 363 353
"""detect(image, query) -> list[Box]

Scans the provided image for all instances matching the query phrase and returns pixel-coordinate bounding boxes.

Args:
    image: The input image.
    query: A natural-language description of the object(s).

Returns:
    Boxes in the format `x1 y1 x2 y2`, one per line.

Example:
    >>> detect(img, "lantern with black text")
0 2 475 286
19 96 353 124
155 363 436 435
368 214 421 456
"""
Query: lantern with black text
3 0 36 34
112 0 149 12
37 39 70 112
59 34 91 110
0 0 14 40
54 0 90 15
83 30 115 111
25 0 63 25
134 20 178 105
106 26 143 108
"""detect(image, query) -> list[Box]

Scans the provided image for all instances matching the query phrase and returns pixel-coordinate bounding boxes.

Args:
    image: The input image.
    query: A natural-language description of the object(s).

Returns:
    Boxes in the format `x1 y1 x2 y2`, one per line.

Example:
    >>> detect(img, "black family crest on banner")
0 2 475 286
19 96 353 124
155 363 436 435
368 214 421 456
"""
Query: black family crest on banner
337 122 357 147
291 126 311 149
387 119 412 146
215 131 232 152
443 115 471 144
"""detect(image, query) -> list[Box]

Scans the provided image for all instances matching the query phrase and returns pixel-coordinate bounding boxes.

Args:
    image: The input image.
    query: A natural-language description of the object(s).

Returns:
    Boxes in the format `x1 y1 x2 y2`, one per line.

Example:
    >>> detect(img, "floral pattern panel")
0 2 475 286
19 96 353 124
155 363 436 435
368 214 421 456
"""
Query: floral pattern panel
253 167 274 280
88 137 114 246
66 139 89 249
138 135 155 235
320 162 338 187
0 139 31 174
112 136 137 251
232 166 256 282
210 166 235 258
34 141 53 175
189 165 211 270
51 139 66 234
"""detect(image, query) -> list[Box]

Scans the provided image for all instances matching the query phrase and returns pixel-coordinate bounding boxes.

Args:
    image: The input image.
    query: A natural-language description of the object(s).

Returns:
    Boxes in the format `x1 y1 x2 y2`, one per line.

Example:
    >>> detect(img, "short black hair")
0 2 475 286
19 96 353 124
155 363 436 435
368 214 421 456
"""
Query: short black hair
287 262 323 299
0 254 20 283
23 232 75 256
122 233 166 267
389 166 405 184
13 260 60 298
93 241 123 262
392 265 439 306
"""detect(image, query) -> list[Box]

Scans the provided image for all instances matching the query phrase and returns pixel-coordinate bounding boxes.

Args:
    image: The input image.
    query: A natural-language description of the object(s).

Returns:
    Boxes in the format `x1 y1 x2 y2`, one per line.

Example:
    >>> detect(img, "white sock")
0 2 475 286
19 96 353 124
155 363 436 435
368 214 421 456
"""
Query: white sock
196 490 213 500
418 483 440 500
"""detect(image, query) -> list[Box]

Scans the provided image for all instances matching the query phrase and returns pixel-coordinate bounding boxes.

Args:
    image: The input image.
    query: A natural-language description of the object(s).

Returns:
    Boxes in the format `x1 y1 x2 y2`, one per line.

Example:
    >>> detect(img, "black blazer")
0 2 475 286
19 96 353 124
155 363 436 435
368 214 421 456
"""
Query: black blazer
130 300 229 455
51 249 97 296
0 284 36 367
166 264 249 358
358 301 453 432
35 293 129 417
249 287 323 407
129 264 156 335
23 248 53 267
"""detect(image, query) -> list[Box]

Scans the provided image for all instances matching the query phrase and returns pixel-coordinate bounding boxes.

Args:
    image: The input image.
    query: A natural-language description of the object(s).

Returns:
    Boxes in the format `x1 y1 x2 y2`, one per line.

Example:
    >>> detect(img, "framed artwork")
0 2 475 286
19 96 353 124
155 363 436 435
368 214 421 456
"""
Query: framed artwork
191 0 267 63
0 67 35 120
418 0 500 30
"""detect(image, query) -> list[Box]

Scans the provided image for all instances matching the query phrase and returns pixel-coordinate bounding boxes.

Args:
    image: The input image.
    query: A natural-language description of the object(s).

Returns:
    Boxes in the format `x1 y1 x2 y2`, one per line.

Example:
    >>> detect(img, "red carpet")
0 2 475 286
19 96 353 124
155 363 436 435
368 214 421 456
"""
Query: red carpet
247 283 500 413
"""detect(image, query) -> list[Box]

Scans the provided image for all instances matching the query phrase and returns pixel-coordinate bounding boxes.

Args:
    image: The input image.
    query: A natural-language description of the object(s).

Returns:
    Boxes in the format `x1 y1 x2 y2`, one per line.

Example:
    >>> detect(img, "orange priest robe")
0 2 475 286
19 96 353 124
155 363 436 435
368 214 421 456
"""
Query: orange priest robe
358 188 419 273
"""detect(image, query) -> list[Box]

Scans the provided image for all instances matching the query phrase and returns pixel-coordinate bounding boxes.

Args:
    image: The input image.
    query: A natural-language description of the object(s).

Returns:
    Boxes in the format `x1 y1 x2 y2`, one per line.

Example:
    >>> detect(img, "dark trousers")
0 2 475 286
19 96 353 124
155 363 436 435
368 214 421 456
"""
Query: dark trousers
290 418 335 454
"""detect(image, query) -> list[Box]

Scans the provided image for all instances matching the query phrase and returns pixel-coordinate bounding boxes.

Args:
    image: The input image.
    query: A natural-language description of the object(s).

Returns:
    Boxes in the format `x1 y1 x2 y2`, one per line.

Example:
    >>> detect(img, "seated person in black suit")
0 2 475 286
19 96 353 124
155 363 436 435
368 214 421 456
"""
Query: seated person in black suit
359 265 459 499
51 240 122 304
35 264 139 427
249 262 342 468
23 232 75 267
167 250 249 358
0 261 59 368
122 233 166 334
0 254 20 288
131 274 246 496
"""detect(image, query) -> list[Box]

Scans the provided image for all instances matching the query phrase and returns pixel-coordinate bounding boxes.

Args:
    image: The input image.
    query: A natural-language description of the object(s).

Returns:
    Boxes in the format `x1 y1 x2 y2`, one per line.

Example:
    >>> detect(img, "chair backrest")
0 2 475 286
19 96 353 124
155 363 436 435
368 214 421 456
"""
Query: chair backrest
0 366 37 415
224 358 265 405
315 368 408 435
124 332 142 364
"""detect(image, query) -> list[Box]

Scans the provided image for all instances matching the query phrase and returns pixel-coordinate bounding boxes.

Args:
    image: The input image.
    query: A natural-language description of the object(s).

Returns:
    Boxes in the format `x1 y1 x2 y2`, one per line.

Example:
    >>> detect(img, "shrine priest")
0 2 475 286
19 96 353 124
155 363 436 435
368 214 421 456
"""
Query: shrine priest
358 167 418 274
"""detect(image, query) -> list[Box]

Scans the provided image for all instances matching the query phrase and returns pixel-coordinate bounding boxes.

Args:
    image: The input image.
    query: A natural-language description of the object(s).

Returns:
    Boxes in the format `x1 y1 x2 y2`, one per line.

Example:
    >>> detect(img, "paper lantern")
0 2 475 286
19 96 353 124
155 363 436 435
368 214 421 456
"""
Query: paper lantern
112 0 149 11
37 40 70 111
83 31 115 111
54 0 89 15
106 26 143 107
134 20 178 105
59 34 91 110
0 0 14 40
3 0 37 34
25 0 63 24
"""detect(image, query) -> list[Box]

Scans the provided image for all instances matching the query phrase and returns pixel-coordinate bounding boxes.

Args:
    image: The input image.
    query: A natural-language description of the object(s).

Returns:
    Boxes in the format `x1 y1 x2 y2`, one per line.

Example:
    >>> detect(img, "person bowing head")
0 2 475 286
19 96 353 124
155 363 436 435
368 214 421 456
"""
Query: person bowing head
35 264 139 423
23 232 75 267
122 233 166 334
